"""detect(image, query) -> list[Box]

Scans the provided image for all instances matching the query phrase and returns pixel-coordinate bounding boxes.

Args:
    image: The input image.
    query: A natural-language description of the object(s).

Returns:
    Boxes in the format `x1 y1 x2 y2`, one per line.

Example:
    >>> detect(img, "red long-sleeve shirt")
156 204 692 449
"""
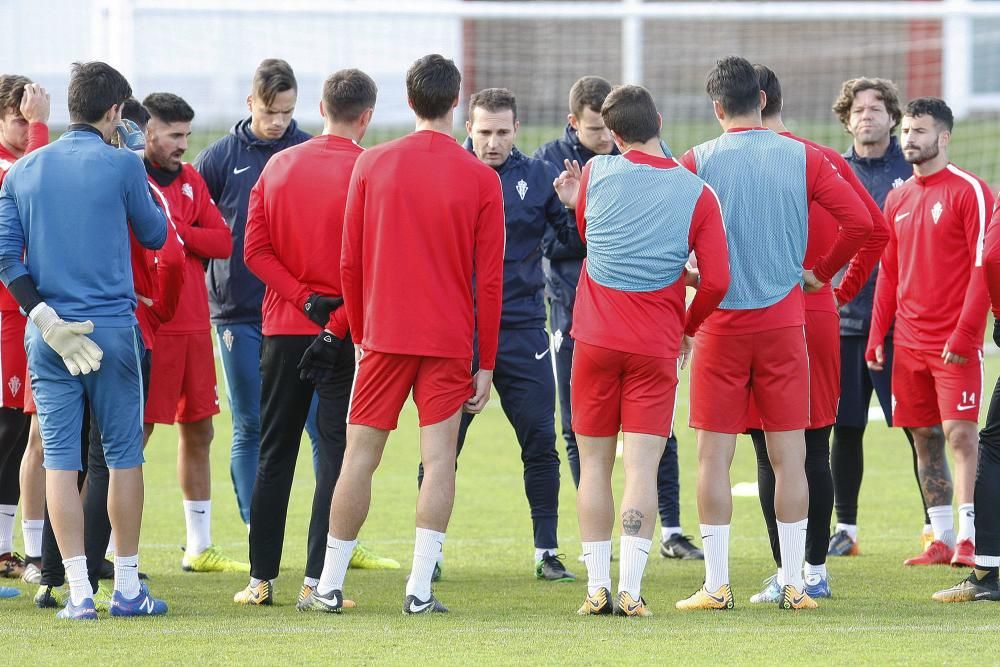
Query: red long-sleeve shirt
149 163 231 335
680 130 872 334
245 134 360 337
341 130 506 369
0 122 48 312
130 194 185 349
983 199 1000 318
868 164 994 360
572 151 729 357
779 133 887 313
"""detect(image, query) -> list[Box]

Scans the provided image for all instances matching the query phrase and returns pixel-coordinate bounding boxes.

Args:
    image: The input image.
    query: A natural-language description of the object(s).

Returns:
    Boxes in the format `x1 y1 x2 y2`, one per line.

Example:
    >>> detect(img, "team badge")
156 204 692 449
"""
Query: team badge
7 376 20 397
552 329 563 353
931 201 943 224
181 183 194 200
516 179 528 201
222 328 235 352
892 177 905 189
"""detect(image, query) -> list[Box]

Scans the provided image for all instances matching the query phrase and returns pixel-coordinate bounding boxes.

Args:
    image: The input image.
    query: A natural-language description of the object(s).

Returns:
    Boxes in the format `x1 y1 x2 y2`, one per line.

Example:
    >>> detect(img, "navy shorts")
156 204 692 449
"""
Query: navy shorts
26 323 146 471
836 334 894 429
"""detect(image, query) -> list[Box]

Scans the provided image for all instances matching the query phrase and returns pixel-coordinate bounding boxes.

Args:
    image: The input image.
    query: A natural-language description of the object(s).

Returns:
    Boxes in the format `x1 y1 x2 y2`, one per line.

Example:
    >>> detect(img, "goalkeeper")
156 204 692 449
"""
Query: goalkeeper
0 62 168 620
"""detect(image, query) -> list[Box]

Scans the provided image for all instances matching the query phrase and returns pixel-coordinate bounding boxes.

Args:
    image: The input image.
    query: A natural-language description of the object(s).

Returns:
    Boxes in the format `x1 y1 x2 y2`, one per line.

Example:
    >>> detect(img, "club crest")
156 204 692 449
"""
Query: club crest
931 201 943 224
222 328 234 352
516 179 528 201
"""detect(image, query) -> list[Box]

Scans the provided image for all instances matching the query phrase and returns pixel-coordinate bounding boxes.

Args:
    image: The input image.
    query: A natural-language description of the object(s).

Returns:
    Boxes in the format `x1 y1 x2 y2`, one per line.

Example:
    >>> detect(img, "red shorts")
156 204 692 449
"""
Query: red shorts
0 310 27 409
22 371 34 415
746 310 840 431
892 345 984 427
690 326 810 434
348 350 472 430
570 340 677 438
145 333 220 424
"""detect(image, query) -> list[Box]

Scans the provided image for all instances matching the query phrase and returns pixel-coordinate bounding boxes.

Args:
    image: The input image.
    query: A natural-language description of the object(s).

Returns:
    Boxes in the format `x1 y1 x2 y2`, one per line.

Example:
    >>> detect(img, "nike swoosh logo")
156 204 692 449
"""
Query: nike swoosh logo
534 349 550 360
701 535 711 540
233 166 251 174
409 601 432 613
638 548 649 556
895 211 911 222
626 602 641 613
957 404 976 411
0 512 14 517
707 591 726 604
192 510 206 514
791 594 806 606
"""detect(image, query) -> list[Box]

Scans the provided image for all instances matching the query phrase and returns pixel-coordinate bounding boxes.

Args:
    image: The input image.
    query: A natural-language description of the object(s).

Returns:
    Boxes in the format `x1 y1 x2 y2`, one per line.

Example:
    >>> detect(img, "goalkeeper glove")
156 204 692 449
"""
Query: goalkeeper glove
113 119 145 154
297 330 343 385
303 293 343 327
29 303 103 376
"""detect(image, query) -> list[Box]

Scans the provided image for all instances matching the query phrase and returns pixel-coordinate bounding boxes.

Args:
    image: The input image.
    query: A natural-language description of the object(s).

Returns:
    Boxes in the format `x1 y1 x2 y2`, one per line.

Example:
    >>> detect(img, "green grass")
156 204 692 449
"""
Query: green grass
2 354 998 665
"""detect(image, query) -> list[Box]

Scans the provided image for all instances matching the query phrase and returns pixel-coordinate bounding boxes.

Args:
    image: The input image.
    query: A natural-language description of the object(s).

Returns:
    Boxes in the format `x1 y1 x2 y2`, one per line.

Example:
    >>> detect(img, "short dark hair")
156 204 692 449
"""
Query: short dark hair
142 92 194 124
569 76 612 118
121 97 150 130
322 69 378 123
601 85 659 144
252 58 297 107
754 64 782 118
905 96 954 132
67 61 132 124
705 56 760 117
405 54 461 121
832 77 903 132
0 74 31 115
468 88 517 123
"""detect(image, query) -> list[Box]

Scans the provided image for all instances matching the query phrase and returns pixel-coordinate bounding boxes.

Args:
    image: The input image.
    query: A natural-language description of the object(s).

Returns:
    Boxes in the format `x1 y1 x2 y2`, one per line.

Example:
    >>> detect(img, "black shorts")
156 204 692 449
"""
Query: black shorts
836 334 895 429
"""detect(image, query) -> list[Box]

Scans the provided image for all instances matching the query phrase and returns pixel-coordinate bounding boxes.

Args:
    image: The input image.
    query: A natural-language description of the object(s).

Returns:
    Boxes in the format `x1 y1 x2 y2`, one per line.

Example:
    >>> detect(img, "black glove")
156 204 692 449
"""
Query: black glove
298 330 344 384
993 318 1000 348
303 293 343 327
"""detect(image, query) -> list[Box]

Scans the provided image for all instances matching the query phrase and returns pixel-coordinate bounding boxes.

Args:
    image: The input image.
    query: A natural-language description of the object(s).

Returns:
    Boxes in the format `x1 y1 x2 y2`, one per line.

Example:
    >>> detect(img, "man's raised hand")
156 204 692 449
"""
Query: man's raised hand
553 159 583 210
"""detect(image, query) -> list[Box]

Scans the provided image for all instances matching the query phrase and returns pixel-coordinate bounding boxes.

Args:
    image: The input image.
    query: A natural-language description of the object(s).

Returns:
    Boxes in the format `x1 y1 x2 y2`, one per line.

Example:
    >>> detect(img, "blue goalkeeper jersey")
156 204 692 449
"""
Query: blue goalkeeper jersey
0 125 167 326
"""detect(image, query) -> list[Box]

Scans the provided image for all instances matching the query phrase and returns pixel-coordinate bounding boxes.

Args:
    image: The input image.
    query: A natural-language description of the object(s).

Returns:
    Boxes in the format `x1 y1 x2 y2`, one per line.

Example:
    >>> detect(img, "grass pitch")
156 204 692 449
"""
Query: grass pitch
2 355 997 665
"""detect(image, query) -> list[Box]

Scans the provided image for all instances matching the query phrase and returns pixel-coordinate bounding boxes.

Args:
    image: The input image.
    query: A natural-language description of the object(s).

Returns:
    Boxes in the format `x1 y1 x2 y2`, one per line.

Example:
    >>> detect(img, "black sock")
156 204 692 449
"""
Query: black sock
749 429 780 568
831 425 863 526
805 426 834 566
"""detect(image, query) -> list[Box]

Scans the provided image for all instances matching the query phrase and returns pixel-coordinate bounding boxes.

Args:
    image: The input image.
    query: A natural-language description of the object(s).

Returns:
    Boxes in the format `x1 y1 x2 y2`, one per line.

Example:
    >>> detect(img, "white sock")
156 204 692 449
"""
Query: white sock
957 503 975 543
22 519 43 558
535 547 556 562
303 576 319 588
183 500 212 556
923 523 933 535
927 505 955 547
0 504 15 553
700 524 730 592
63 555 93 606
776 567 785 587
106 530 115 556
114 553 141 599
804 561 827 580
661 526 682 541
975 555 1000 568
406 528 445 601
835 523 858 541
618 536 652 599
250 577 267 587
582 540 612 596
317 535 356 596
777 519 808 591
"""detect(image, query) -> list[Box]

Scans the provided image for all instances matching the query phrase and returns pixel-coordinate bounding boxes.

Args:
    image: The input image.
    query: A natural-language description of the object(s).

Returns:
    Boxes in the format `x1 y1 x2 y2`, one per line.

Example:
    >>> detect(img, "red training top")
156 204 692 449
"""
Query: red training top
0 121 48 311
245 134 362 337
130 186 186 349
572 151 729 358
982 199 1000 319
868 163 994 360
341 130 506 369
151 163 231 335
778 132 888 313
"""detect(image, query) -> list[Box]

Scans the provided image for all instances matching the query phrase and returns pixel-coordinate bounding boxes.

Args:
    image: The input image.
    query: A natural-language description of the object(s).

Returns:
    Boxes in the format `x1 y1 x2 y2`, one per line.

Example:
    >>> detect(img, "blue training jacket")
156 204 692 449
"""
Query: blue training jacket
0 126 166 326
194 118 310 326
839 136 912 336
463 140 579 328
